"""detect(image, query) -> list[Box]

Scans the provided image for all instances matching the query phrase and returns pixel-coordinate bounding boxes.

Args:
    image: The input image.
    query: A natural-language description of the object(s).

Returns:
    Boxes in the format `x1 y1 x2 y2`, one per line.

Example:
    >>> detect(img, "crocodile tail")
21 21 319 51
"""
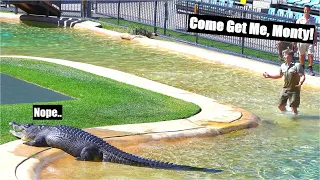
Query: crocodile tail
143 160 223 173
102 146 222 173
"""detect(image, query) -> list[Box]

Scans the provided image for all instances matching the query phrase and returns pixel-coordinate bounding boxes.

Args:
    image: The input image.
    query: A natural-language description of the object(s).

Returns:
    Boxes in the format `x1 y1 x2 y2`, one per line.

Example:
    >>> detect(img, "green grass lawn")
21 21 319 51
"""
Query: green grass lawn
0 58 200 144
96 17 319 72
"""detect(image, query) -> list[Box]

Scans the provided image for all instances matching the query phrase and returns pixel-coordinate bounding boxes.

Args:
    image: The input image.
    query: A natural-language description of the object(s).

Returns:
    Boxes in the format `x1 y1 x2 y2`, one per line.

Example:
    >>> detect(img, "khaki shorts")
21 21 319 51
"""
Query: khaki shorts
279 88 301 107
297 43 314 55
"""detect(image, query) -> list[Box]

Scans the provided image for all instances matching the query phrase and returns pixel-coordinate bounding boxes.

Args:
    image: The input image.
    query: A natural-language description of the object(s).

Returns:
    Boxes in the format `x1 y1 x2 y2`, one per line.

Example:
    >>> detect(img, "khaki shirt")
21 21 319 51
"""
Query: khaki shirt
279 62 304 91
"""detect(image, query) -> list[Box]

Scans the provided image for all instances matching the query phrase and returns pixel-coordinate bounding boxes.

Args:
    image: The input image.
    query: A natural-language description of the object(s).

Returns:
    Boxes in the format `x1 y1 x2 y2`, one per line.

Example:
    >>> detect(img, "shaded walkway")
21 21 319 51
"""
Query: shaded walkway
0 73 74 105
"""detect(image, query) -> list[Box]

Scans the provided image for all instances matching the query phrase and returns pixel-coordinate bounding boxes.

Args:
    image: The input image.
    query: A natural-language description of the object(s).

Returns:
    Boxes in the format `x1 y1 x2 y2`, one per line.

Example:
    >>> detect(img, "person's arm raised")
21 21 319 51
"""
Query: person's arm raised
263 72 283 79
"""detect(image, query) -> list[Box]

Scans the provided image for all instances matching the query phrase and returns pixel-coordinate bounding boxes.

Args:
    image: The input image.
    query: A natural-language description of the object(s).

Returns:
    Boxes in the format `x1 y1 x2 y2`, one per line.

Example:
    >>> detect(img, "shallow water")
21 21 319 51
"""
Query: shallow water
1 20 320 179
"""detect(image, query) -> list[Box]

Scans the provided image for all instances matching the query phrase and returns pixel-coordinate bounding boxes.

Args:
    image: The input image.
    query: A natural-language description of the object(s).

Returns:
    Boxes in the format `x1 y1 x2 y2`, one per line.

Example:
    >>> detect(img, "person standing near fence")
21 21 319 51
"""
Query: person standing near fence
294 5 317 76
263 49 305 115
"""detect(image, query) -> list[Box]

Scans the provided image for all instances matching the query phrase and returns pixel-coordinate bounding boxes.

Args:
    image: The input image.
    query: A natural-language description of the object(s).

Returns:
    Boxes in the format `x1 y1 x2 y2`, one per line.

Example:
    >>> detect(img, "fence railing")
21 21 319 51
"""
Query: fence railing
91 0 319 63
1 0 319 64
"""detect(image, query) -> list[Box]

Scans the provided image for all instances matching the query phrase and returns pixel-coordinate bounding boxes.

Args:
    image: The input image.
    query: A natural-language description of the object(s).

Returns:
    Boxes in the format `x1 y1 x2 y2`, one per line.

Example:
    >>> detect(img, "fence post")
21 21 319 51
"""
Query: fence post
164 0 168 35
117 0 121 25
138 0 141 22
81 0 84 18
153 0 158 33
241 35 245 55
185 1 188 31
14 6 18 14
87 0 92 18
241 10 246 55
195 3 199 44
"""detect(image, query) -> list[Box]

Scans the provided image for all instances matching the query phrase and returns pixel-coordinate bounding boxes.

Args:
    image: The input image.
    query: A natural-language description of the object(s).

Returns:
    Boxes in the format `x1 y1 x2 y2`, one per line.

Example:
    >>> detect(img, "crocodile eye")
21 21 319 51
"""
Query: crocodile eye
24 124 34 128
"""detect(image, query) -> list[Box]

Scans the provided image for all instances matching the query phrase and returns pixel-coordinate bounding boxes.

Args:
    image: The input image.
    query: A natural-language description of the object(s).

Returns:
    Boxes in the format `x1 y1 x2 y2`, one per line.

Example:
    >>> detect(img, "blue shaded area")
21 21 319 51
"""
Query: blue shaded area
0 73 74 104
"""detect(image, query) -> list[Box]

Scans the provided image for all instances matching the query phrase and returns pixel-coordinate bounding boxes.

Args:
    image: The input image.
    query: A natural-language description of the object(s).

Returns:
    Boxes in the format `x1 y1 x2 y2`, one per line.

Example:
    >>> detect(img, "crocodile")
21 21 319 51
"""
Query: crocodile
9 122 222 173
132 27 157 38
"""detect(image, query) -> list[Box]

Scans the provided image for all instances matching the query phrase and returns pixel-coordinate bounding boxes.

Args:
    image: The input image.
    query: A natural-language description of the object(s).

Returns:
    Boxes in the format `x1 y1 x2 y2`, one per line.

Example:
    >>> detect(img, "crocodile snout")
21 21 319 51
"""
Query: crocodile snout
9 122 23 132
9 122 19 126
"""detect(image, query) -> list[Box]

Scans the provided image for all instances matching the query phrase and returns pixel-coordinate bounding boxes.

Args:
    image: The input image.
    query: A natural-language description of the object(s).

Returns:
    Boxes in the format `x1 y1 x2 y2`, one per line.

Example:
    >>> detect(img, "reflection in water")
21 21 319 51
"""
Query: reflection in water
1 21 319 179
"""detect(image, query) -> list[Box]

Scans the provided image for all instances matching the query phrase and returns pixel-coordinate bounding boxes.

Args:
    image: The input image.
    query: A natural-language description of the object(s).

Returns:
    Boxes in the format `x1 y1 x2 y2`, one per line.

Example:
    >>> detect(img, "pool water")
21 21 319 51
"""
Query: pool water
1 20 319 179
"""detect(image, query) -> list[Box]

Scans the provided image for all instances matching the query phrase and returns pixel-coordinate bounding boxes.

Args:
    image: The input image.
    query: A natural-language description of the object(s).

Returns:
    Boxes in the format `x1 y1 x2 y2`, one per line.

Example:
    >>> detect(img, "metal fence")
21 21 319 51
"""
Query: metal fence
1 0 319 64
0 2 23 14
91 0 320 63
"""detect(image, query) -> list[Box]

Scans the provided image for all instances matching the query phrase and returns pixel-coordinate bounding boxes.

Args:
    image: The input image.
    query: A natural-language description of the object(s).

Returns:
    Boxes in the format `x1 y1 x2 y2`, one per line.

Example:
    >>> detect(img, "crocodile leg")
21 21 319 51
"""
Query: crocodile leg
23 136 49 147
76 146 102 161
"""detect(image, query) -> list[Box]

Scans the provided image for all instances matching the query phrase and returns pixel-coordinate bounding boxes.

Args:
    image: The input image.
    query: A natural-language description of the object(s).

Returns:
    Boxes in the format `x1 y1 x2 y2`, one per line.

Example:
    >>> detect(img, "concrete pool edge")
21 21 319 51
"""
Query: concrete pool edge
0 55 260 180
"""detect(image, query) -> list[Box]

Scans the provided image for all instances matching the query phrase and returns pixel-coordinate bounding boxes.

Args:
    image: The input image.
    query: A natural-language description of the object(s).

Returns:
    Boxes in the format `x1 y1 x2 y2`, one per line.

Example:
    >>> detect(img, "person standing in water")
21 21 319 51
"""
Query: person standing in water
263 49 306 115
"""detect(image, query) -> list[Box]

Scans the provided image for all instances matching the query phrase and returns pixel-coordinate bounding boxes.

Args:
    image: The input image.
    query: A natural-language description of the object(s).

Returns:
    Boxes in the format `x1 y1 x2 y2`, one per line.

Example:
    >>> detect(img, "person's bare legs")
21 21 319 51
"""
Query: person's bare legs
278 104 286 112
308 54 313 67
291 106 298 115
299 55 305 69
305 54 315 76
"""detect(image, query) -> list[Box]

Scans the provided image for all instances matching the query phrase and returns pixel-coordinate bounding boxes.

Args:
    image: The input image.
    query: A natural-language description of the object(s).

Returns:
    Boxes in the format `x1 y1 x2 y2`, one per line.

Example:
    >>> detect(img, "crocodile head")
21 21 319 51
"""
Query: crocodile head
9 122 41 141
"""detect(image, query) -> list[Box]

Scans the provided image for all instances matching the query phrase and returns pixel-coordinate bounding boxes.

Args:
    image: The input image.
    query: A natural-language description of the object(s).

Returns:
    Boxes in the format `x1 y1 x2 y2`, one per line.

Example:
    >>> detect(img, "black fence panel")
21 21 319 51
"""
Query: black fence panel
0 1 24 14
91 0 319 63
60 0 82 17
